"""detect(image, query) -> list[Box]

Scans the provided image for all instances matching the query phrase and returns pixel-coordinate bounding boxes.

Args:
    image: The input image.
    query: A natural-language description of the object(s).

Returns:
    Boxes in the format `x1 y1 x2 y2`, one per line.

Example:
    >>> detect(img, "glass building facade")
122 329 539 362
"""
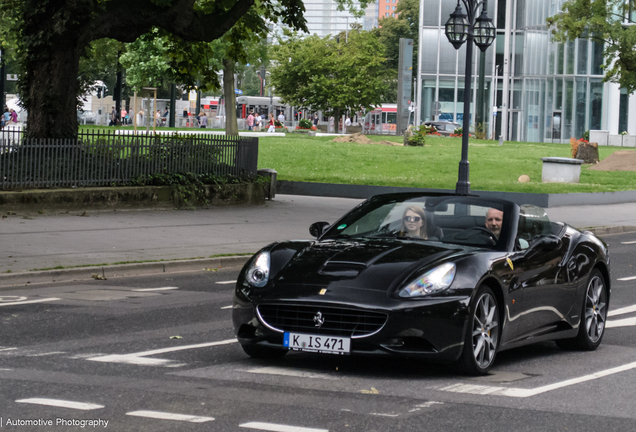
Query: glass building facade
417 0 633 143
302 0 379 37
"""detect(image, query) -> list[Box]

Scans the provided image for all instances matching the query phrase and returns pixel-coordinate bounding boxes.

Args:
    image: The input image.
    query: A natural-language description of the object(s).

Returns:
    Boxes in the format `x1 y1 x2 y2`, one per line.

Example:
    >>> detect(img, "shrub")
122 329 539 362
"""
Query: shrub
406 133 426 146
583 130 590 141
298 119 313 129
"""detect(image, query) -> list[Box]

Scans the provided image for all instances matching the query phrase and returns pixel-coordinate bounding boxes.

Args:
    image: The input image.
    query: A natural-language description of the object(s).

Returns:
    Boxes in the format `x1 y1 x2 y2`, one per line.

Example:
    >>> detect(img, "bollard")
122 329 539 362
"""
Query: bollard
257 168 278 200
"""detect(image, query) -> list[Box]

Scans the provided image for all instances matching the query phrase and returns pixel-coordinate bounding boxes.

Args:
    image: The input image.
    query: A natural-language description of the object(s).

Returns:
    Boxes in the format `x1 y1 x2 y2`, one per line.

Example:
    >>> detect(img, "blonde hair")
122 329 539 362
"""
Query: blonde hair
400 206 427 238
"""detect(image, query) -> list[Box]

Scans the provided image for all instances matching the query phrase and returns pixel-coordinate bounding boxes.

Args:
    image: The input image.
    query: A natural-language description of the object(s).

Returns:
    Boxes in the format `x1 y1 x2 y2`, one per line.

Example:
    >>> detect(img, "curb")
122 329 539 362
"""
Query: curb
276 181 636 208
0 256 251 289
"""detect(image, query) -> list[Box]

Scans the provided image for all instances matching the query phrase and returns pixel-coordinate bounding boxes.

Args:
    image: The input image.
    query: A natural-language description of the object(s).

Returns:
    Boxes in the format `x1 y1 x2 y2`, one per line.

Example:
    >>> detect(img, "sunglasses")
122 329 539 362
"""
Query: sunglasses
404 216 422 222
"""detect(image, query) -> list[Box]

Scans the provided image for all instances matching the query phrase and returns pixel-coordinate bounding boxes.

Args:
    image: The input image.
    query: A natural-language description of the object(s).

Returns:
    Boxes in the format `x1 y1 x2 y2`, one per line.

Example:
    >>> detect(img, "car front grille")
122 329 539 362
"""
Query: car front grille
256 304 388 338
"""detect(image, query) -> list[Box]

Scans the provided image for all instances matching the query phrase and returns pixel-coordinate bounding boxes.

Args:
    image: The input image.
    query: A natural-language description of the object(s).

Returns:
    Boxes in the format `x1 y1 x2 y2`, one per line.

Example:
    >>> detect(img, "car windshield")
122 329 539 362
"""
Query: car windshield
322 194 513 250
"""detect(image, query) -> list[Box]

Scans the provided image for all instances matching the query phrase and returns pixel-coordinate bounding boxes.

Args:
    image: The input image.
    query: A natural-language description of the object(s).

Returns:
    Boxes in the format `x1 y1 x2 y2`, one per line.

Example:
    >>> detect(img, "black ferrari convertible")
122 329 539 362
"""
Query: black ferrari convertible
232 193 610 375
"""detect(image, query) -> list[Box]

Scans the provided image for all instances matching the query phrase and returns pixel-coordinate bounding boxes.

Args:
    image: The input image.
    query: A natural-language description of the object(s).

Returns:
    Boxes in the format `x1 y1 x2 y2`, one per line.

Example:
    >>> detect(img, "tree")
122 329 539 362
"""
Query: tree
0 0 312 139
372 0 419 102
270 27 387 131
548 0 636 93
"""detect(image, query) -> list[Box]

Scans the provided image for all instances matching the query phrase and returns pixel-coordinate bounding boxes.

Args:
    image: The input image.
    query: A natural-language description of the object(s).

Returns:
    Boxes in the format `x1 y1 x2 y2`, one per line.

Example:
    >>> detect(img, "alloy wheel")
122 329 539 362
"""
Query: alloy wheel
585 274 607 343
472 292 499 369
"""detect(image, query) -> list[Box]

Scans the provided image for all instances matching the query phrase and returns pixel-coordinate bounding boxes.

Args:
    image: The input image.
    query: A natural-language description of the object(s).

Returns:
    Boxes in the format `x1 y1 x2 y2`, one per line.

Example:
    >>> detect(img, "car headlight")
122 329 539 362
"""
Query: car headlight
398 263 456 298
245 251 270 287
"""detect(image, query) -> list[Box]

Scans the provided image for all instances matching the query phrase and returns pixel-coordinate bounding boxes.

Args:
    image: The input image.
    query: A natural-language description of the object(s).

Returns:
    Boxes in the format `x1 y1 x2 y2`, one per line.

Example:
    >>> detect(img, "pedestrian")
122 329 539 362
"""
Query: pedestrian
328 116 335 133
109 106 117 126
267 113 276 133
137 108 144 126
255 112 262 131
199 112 208 128
278 111 285 124
313 113 319 127
155 110 162 127
247 111 255 131
120 107 127 125
345 116 351 127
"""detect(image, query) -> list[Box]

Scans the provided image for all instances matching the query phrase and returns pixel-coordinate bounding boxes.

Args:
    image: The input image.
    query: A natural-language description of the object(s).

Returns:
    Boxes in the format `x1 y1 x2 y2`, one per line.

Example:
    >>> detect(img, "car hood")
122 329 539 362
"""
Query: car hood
269 238 470 295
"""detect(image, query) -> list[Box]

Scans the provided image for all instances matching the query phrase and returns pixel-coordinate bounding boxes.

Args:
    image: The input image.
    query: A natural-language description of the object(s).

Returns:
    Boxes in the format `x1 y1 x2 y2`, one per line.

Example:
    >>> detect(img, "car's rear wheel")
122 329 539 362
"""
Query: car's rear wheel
556 269 607 351
241 343 288 359
458 286 500 376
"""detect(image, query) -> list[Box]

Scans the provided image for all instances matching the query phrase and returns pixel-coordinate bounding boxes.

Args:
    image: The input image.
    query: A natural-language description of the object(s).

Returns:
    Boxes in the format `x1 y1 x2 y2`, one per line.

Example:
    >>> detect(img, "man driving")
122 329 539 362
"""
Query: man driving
485 208 504 239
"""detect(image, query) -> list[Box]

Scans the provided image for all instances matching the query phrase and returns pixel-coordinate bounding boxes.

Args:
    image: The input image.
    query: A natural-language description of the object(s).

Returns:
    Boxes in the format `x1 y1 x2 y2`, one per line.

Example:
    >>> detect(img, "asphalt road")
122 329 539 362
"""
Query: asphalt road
1 231 636 431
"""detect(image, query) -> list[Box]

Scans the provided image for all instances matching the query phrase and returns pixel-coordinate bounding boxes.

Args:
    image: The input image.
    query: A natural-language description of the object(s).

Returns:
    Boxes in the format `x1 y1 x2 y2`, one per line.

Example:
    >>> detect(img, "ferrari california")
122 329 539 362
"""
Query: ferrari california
232 193 610 375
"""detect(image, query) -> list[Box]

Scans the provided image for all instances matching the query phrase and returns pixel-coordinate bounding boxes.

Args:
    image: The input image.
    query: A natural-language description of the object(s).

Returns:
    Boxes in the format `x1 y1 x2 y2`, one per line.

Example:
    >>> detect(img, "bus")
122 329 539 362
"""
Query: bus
236 96 289 120
364 104 397 135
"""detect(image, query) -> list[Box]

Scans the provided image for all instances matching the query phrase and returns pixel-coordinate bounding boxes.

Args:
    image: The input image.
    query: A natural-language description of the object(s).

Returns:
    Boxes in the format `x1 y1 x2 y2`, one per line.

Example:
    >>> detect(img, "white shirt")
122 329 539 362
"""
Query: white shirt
278 114 285 122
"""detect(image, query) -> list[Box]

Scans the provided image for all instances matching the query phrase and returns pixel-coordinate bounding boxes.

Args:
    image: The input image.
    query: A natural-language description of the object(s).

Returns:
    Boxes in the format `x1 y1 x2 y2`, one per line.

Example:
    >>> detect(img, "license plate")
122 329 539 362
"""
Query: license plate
283 332 351 355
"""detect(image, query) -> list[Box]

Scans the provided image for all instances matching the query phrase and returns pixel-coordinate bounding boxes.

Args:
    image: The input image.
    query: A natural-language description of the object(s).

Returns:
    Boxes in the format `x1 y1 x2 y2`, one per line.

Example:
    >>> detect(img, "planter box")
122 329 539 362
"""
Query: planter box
589 130 609 146
541 157 584 183
609 134 623 147
623 135 636 147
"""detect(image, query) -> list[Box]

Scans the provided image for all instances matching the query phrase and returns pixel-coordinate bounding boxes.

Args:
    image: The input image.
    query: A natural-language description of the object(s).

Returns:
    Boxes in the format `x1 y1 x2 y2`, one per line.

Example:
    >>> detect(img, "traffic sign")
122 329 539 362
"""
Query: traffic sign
234 89 243 95
6 74 18 81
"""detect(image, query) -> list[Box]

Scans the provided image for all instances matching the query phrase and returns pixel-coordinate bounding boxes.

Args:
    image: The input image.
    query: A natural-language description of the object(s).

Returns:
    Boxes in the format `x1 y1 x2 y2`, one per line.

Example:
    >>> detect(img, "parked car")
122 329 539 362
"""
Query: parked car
423 121 462 136
232 192 610 375
77 110 97 125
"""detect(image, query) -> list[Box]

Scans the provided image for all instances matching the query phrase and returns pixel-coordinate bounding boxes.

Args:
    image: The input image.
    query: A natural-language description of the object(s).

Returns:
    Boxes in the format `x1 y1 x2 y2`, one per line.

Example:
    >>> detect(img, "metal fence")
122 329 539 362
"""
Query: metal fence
0 129 258 190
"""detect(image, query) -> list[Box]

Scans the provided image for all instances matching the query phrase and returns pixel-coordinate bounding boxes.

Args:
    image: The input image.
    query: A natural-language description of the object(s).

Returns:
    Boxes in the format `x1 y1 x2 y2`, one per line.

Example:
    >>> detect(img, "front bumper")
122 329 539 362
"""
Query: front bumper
232 295 470 362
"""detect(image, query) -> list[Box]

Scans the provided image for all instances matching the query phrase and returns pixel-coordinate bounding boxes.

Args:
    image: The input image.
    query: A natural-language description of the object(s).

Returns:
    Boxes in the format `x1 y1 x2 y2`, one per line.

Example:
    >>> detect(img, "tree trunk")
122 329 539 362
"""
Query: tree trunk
223 59 238 135
22 24 84 139
334 108 341 133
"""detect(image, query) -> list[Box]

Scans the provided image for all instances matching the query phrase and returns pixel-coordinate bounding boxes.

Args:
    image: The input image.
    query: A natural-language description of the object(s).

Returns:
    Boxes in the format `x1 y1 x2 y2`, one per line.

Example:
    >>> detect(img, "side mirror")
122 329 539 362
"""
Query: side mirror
535 235 562 251
309 222 330 238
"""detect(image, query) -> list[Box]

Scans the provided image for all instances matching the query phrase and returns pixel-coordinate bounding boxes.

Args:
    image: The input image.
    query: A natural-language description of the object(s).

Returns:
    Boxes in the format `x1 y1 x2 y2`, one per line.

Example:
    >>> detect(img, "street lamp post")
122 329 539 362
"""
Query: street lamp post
445 0 495 195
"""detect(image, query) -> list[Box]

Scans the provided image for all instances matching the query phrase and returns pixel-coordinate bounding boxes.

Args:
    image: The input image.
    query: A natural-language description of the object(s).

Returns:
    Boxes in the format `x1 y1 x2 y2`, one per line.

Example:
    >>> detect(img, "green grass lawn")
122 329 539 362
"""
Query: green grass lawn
257 134 636 194
80 126 636 193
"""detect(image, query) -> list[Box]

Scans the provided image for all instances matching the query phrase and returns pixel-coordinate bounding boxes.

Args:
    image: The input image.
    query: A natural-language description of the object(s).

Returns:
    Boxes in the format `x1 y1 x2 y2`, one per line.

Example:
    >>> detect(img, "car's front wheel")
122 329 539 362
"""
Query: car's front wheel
458 286 500 376
557 269 607 351
241 343 288 359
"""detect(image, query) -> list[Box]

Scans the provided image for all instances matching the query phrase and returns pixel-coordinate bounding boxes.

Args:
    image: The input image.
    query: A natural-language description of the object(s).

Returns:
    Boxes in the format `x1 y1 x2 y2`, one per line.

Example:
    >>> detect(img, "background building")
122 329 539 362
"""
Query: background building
302 0 379 37
416 0 636 143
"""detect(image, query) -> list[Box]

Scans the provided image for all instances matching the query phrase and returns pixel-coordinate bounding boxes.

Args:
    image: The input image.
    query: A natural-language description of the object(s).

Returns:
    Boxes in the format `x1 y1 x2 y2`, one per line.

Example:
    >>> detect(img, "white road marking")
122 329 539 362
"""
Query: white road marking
606 317 636 328
0 347 17 352
239 422 328 432
87 339 237 367
0 298 61 307
0 296 27 302
221 305 233 309
16 398 104 410
620 241 636 244
245 367 337 380
370 413 400 417
216 280 237 285
441 361 636 397
25 351 65 357
132 287 178 291
126 410 214 423
617 275 636 281
608 304 636 317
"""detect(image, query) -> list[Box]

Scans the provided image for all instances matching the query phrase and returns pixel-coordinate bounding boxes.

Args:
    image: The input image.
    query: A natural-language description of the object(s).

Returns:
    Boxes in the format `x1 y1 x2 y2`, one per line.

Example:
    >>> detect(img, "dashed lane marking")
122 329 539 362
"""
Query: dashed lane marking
606 317 636 328
620 241 636 244
0 298 61 307
617 275 636 281
132 287 178 292
239 422 328 432
126 410 214 423
609 304 636 316
245 367 338 380
0 348 17 352
221 305 233 309
87 338 237 367
15 398 104 410
441 360 636 398
216 280 237 285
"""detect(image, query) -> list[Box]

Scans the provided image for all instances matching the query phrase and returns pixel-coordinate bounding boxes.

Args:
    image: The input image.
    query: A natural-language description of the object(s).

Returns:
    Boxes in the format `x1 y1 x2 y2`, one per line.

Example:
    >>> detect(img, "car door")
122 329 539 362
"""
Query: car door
508 207 573 338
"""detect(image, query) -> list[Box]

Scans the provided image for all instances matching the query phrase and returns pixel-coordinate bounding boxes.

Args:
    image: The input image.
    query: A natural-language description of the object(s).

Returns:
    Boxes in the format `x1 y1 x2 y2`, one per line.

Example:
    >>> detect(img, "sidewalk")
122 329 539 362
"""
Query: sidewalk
1 194 634 287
